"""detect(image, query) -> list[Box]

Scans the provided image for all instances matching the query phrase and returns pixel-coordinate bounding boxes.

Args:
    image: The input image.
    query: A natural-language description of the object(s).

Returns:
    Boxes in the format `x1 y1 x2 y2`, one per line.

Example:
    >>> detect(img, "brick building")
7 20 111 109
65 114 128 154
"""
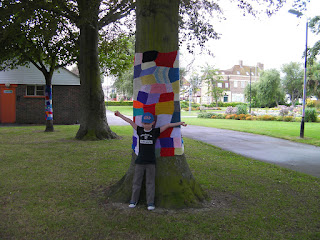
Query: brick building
201 60 264 104
0 65 80 124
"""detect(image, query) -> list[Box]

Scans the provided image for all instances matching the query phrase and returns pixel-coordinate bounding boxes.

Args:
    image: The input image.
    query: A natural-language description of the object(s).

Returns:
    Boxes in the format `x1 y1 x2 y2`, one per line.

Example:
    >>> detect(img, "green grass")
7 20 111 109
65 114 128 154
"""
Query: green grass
0 125 320 239
106 106 320 146
106 106 225 117
183 118 320 147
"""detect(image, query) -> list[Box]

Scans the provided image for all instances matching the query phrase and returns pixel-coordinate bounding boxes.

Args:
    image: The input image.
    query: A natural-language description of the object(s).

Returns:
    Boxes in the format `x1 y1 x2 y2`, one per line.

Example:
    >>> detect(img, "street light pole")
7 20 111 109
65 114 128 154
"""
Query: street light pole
249 67 252 114
288 9 308 138
300 20 308 138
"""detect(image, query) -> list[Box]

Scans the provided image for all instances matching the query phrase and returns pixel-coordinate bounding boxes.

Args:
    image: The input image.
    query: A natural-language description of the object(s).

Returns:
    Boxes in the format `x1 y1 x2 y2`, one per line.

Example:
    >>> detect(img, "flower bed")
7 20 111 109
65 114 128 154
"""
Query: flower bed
197 105 320 122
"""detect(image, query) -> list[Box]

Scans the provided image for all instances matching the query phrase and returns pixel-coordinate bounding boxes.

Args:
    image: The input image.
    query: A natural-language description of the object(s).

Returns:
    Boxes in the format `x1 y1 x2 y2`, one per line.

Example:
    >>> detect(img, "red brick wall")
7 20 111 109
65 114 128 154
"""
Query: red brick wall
16 85 80 124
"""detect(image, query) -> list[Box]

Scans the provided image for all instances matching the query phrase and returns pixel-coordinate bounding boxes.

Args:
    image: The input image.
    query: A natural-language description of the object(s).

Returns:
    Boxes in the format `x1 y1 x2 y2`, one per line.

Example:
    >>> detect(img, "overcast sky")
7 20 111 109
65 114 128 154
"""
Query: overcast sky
180 0 320 72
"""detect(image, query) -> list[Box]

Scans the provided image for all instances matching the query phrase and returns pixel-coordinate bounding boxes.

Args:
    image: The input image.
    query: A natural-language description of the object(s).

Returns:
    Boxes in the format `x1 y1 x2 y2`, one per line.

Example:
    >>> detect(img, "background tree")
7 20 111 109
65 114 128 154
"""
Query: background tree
202 64 224 107
257 69 284 107
244 81 261 107
112 69 134 99
307 61 320 98
0 2 78 132
308 16 320 64
281 62 304 106
188 72 202 102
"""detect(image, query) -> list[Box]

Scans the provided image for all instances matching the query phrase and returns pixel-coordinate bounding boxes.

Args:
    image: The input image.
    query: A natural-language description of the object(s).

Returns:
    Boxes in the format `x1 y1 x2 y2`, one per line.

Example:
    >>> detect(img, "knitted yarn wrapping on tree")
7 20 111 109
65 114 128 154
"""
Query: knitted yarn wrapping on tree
132 50 184 157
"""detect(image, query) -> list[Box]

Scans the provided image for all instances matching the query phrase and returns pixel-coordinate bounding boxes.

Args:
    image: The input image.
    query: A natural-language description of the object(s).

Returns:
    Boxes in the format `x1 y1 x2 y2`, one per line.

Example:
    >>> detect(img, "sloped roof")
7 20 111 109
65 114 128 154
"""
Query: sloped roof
0 64 80 85
219 61 263 76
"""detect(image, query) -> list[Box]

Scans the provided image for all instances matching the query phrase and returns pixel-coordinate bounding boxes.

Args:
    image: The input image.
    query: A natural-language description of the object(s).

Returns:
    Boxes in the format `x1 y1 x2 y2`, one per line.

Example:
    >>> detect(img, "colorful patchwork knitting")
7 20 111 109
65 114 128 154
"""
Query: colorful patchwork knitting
45 85 53 121
132 50 184 157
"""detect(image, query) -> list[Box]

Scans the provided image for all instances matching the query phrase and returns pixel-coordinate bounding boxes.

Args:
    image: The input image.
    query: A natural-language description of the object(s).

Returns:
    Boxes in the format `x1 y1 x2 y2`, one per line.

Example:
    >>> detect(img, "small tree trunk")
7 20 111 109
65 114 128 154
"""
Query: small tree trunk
76 0 118 140
108 0 206 208
44 80 54 132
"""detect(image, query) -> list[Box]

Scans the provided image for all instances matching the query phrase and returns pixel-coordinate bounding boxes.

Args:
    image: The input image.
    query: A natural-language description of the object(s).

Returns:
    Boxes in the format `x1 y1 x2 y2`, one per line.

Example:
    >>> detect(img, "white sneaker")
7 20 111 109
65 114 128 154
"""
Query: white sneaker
147 204 155 211
129 202 136 208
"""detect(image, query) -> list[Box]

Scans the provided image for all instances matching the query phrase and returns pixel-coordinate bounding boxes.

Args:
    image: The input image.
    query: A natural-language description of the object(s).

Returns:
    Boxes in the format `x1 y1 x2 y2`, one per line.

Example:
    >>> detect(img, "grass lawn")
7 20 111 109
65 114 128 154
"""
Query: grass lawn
183 118 320 147
106 106 225 117
106 106 320 146
0 125 320 239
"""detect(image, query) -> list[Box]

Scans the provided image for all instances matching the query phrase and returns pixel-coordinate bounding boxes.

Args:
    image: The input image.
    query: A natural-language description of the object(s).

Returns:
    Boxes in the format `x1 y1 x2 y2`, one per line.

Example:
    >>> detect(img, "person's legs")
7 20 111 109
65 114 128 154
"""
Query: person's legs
145 164 156 205
130 164 145 204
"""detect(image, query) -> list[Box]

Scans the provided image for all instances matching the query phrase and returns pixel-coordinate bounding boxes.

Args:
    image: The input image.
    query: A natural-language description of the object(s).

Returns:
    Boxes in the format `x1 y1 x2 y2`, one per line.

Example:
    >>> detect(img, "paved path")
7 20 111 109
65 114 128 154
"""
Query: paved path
182 125 320 178
107 110 320 178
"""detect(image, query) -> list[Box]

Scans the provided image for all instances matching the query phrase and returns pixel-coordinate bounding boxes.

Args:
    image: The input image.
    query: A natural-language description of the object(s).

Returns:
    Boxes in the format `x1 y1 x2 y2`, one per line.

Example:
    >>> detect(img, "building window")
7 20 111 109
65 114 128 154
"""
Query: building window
26 85 45 96
241 81 246 88
223 95 228 102
217 82 223 88
225 83 229 88
251 72 255 76
234 81 238 87
237 71 240 75
246 72 249 75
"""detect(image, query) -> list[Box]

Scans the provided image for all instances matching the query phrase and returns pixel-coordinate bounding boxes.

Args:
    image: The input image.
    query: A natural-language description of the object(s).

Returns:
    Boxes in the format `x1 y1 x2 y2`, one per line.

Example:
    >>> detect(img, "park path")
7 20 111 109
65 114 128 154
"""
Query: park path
107 110 320 178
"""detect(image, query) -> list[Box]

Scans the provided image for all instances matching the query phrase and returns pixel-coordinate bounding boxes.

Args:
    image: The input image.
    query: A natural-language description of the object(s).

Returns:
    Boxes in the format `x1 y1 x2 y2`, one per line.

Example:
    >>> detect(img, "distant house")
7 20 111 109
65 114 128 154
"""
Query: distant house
201 60 264 104
0 64 80 124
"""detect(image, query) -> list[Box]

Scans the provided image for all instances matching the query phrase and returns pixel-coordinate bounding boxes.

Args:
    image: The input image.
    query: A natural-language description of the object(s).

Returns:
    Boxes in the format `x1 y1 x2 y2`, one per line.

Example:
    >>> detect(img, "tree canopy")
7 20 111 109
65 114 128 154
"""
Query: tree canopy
281 62 304 106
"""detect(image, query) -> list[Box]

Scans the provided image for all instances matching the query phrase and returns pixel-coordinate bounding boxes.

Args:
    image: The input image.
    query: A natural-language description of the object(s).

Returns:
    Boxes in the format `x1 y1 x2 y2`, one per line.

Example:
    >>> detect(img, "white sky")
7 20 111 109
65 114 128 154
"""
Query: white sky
180 0 320 72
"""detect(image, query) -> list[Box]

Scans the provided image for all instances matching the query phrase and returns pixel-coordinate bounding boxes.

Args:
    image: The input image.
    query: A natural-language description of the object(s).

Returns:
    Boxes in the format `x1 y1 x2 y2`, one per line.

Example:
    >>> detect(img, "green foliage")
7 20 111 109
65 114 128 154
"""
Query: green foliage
180 101 200 109
105 101 133 106
305 108 318 122
198 112 215 118
281 62 304 105
258 69 284 107
201 64 224 107
99 34 134 77
307 62 320 99
236 104 247 115
218 102 245 107
0 1 78 75
308 16 320 64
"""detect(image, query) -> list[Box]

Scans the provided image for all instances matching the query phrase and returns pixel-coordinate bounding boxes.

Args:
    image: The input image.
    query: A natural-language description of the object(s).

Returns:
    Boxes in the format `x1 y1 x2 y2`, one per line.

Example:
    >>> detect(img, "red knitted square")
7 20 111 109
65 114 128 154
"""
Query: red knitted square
160 148 175 157
159 92 174 102
159 128 173 138
143 103 156 116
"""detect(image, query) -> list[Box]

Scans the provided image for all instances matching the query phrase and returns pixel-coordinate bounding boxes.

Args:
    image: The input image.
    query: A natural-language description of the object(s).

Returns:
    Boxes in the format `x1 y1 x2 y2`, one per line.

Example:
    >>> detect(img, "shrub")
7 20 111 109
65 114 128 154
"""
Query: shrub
306 99 316 107
198 112 215 118
276 116 283 121
246 116 254 120
216 114 226 119
261 115 276 121
283 116 294 122
236 104 247 115
225 114 232 119
305 108 318 122
225 106 234 115
279 106 289 116
238 114 246 120
105 101 133 106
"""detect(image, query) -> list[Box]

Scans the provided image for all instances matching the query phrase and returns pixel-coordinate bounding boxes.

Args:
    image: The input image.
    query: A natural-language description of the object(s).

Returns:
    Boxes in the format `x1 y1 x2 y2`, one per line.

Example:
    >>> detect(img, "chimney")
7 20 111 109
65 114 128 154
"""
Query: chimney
257 62 264 70
239 60 243 68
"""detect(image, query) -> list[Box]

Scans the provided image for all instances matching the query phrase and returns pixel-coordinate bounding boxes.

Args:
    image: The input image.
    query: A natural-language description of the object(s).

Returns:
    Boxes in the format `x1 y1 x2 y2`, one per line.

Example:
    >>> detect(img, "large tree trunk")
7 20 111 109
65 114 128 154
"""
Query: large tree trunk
76 0 118 140
108 0 206 208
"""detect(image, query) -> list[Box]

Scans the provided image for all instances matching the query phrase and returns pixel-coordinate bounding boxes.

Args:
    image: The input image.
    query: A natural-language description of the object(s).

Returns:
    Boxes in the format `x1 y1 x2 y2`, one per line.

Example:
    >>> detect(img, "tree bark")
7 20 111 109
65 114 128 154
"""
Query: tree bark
44 84 54 132
76 0 118 140
108 0 206 208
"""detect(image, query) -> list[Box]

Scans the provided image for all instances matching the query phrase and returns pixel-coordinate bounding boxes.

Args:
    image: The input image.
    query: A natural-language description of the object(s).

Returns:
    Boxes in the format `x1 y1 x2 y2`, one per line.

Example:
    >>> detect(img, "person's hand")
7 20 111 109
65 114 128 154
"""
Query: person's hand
114 111 120 116
181 122 187 127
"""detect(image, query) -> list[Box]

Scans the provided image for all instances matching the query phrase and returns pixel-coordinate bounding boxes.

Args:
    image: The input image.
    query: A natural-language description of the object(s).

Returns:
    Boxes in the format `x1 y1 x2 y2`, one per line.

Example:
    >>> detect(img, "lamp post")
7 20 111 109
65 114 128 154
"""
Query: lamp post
249 67 252 114
288 9 308 138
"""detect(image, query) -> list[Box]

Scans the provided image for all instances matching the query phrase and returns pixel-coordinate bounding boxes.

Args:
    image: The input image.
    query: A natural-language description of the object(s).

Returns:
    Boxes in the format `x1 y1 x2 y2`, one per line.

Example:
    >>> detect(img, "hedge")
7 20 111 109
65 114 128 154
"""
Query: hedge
105 101 133 106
